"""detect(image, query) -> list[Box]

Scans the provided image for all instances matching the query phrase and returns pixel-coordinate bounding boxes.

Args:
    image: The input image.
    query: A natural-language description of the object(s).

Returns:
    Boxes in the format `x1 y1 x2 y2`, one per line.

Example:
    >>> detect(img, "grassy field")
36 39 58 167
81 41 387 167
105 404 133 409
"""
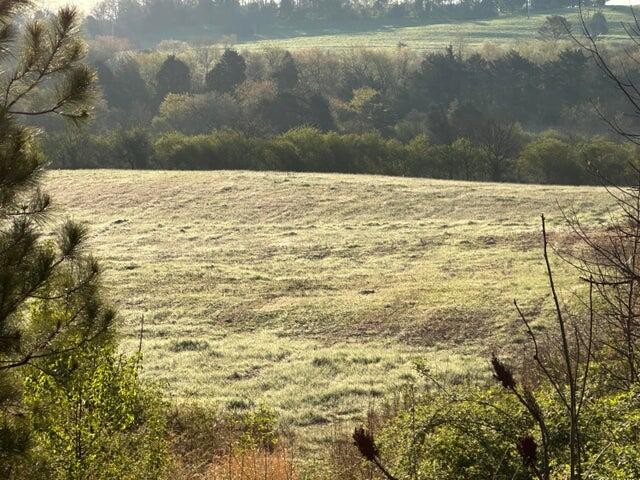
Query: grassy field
44 1 638 53
45 170 615 445
144 8 638 52
233 8 636 52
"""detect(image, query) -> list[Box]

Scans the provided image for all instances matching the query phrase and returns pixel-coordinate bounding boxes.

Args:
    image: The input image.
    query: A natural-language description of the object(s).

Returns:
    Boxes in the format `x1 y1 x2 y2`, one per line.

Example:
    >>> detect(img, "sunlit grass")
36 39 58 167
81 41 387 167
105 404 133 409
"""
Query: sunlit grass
45 170 616 445
234 8 635 52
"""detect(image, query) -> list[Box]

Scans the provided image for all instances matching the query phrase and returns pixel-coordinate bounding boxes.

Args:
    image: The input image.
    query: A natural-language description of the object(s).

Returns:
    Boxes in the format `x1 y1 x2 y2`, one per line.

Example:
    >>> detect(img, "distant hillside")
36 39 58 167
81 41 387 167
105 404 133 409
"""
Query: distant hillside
235 8 636 51
40 2 638 53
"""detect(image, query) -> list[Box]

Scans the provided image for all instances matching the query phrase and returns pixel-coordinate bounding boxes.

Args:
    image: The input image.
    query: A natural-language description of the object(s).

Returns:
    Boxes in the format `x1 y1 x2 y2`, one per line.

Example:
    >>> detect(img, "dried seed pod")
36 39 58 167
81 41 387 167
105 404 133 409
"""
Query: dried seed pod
353 427 378 462
516 435 538 467
491 354 517 390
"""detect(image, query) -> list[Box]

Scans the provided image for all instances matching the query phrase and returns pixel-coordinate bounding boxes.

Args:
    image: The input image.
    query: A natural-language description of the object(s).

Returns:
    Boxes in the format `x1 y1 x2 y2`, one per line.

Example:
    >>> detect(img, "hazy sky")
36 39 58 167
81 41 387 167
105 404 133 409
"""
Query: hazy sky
40 0 95 12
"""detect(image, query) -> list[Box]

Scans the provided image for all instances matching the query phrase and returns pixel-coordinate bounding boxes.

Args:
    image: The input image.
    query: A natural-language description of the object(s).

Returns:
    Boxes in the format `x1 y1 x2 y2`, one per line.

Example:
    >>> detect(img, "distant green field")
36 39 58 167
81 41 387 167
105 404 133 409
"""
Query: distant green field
45 170 615 446
39 2 639 53
233 8 636 52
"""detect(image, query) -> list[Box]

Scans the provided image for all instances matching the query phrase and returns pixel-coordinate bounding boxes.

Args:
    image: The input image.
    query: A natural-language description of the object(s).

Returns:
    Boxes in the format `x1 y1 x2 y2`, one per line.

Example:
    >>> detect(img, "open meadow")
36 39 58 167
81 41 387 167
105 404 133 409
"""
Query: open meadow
178 8 636 52
41 1 638 52
45 170 616 445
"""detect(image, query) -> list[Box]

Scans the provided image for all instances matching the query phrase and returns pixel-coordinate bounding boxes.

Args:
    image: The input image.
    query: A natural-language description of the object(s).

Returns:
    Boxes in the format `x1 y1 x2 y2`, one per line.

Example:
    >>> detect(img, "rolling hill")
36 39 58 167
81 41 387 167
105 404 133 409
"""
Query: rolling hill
44 170 615 442
39 2 639 53
235 8 637 52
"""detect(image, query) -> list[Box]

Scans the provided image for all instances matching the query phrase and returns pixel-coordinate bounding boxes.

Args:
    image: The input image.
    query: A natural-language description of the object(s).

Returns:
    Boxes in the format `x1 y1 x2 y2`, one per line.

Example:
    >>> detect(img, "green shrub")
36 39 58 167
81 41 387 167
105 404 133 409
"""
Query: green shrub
153 132 214 169
256 137 301 171
22 345 167 480
586 386 640 479
577 137 635 185
518 135 584 184
373 380 640 480
378 386 530 480
46 126 636 187
44 130 153 169
279 127 334 172
154 131 256 170
152 92 242 135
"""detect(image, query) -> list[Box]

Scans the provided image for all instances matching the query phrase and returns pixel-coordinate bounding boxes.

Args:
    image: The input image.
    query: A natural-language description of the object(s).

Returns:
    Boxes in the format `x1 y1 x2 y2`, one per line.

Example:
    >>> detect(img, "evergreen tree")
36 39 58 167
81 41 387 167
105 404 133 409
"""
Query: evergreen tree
205 48 246 93
155 54 191 100
0 3 115 472
96 56 150 111
307 93 335 131
589 11 608 38
272 51 299 91
95 60 120 107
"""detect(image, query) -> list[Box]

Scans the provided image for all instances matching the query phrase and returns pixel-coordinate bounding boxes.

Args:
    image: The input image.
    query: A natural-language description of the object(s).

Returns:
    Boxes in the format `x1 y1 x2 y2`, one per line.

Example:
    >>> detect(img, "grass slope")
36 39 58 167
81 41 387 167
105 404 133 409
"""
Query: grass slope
46 170 614 443
235 8 635 52
46 2 636 52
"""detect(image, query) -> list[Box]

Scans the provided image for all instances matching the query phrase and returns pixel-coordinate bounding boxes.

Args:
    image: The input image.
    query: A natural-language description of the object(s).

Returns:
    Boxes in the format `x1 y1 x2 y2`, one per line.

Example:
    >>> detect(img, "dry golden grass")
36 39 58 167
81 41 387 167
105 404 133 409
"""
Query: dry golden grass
204 448 299 480
44 170 615 445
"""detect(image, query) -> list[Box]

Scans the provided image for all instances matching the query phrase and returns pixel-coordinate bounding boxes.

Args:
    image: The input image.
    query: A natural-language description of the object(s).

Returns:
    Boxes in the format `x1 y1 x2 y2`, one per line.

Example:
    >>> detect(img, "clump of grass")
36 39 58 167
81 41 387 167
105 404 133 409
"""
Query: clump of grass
169 339 209 352
350 355 382 365
227 398 255 410
314 386 384 407
311 356 337 369
297 411 331 426
263 351 291 361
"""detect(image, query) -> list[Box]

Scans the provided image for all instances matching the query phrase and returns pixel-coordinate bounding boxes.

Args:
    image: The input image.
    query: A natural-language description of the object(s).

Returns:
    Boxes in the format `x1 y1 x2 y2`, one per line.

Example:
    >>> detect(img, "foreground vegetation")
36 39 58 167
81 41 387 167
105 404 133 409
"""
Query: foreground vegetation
0 3 166 479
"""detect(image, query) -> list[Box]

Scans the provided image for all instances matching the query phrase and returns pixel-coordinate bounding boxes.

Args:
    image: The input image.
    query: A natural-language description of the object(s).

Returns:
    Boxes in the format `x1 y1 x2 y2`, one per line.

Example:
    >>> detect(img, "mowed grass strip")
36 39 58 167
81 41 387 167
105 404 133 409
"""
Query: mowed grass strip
45 170 615 438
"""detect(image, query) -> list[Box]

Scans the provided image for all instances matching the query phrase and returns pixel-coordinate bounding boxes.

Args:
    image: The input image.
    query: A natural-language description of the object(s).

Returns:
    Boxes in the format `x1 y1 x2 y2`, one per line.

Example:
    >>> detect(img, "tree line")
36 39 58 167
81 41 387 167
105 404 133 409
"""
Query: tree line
43 127 637 185
38 34 640 185
88 43 623 139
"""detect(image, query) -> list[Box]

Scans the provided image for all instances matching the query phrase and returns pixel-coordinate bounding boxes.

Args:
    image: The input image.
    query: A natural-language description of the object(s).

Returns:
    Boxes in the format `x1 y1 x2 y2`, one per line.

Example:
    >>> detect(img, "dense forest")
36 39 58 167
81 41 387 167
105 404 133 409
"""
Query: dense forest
41 29 640 184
